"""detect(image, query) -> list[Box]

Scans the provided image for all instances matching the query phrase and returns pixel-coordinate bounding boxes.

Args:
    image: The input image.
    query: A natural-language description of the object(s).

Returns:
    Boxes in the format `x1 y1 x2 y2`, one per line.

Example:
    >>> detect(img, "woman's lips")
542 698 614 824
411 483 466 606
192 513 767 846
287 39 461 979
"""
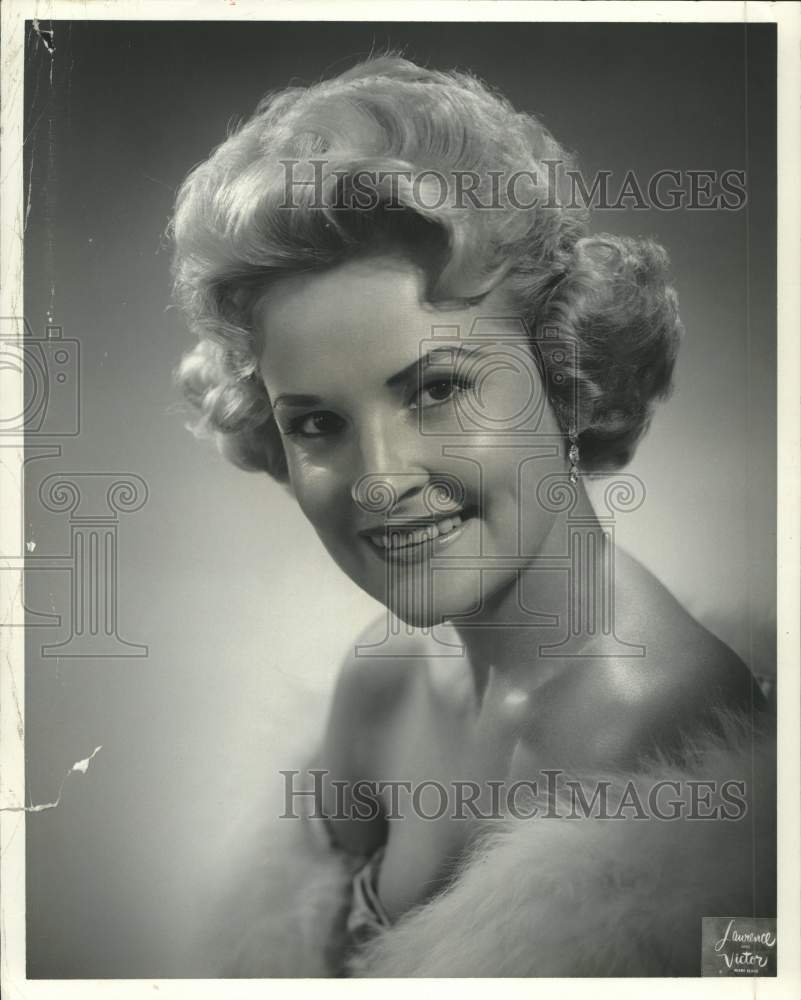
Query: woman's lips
362 509 476 563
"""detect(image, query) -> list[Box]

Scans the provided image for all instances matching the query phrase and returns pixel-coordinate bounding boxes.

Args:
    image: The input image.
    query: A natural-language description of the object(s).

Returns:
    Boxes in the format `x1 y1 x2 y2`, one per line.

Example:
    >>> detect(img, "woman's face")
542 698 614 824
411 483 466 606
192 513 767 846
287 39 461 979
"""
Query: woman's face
257 255 568 627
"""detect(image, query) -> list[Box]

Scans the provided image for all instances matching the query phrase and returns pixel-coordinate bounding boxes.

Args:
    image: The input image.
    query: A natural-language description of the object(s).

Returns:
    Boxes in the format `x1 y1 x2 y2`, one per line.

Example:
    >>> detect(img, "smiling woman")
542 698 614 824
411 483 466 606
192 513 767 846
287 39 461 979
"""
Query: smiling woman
255 256 574 627
169 55 775 977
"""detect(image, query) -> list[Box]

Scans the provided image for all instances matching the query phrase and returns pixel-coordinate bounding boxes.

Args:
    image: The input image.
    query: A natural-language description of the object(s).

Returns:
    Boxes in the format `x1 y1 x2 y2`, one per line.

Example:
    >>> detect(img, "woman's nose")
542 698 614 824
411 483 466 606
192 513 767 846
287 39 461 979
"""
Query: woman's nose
349 415 430 514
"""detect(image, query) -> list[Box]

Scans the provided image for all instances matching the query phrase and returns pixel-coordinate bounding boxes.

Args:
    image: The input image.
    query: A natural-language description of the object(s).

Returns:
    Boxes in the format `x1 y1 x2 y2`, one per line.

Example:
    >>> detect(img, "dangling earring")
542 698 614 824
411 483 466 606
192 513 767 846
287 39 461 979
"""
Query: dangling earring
568 432 580 485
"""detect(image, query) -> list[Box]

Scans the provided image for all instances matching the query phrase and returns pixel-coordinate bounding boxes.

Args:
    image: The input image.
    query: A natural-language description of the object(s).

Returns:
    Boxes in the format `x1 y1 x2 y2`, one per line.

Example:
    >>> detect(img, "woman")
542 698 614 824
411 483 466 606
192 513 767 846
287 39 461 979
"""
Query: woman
170 56 774 977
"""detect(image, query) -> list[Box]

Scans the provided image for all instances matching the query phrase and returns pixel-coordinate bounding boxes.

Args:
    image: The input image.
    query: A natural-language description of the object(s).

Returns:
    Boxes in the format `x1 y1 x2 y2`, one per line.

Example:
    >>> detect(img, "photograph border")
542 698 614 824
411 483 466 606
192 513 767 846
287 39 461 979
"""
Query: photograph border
1 1 798 997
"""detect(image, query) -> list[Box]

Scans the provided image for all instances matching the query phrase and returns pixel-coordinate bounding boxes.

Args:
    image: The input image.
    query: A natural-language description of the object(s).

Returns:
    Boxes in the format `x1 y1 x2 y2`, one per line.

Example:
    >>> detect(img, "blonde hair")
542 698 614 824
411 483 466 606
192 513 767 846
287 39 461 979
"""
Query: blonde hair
171 55 682 480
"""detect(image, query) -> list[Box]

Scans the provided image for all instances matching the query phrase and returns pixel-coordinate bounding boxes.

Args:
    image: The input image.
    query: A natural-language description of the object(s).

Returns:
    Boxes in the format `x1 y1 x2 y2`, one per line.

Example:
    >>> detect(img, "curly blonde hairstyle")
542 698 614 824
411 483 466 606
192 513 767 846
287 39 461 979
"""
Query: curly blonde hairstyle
170 55 682 481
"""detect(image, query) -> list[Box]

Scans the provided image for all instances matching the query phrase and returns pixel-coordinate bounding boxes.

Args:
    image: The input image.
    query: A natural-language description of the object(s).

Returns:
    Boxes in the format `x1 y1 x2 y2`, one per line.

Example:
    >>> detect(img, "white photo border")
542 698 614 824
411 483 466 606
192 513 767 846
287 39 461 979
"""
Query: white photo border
1 2 798 998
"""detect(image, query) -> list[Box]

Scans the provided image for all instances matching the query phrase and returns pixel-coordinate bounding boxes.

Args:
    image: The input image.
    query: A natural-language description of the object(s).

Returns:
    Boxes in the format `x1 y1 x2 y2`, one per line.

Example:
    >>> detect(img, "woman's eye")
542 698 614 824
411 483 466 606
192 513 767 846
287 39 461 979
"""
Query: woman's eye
411 378 471 409
286 412 345 438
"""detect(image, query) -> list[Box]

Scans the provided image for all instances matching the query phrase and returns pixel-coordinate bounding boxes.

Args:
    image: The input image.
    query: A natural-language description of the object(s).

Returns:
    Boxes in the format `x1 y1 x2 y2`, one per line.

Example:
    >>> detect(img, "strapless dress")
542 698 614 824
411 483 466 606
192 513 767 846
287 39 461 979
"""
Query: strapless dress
345 845 392 944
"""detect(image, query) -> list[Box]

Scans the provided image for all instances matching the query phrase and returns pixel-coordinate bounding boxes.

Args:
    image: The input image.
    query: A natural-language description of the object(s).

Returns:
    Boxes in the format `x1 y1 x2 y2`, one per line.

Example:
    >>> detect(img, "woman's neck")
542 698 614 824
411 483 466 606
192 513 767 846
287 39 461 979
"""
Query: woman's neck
450 481 604 707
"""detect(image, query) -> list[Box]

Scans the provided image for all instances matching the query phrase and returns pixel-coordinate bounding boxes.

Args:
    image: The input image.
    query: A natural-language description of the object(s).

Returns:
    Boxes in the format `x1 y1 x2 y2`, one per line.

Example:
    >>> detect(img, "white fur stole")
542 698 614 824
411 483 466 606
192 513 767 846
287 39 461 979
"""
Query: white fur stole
198 716 775 978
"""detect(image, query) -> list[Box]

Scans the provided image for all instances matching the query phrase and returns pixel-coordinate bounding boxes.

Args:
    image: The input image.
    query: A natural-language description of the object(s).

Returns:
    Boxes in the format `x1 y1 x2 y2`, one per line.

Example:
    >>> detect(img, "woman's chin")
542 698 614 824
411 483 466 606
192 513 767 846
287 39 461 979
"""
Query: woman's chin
386 606 439 630
382 592 481 630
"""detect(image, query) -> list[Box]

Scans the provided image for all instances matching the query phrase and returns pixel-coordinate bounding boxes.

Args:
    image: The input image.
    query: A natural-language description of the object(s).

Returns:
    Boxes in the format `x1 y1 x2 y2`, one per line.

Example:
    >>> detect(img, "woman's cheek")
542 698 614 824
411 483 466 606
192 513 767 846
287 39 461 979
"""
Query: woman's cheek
286 452 350 530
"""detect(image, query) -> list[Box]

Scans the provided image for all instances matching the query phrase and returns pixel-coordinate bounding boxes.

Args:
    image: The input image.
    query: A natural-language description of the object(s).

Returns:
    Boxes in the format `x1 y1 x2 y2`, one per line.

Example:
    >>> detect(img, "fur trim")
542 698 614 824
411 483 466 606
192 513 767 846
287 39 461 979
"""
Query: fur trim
193 789 355 977
201 714 775 978
349 716 776 977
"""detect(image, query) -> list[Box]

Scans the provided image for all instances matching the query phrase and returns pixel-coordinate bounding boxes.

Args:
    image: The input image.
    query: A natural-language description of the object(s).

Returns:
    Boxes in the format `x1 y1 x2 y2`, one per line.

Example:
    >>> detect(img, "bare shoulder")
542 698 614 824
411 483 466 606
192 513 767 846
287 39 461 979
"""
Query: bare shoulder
319 616 428 774
618 551 761 710
314 618 428 854
329 617 428 724
610 547 763 705
520 548 766 770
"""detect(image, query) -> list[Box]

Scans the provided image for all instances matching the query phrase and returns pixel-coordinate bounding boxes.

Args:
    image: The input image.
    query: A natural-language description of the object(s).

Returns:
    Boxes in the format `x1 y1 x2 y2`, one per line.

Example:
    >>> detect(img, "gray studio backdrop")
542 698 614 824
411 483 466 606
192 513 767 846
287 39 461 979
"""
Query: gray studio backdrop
23 21 775 977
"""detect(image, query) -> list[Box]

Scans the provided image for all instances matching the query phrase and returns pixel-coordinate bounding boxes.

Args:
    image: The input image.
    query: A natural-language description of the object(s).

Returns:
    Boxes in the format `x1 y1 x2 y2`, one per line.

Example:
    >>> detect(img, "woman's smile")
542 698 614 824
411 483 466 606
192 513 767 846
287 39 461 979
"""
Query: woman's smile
168 51 772 979
257 254 568 625
360 506 479 562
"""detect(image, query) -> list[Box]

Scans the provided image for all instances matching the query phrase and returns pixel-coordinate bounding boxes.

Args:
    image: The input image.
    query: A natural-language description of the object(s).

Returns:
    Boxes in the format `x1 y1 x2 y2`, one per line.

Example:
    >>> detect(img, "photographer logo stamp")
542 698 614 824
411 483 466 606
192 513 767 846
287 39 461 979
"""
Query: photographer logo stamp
702 917 777 976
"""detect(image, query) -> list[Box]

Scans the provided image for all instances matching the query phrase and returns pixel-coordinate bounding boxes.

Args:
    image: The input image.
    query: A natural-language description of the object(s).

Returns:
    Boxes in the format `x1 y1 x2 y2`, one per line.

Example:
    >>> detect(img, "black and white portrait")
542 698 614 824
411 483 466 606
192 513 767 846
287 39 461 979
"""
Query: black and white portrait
4 3 797 992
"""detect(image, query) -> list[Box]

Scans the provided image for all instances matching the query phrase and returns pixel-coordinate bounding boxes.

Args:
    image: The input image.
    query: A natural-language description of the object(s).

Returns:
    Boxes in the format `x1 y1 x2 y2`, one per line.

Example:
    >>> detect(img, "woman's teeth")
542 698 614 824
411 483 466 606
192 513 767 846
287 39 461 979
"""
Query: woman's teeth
374 514 463 549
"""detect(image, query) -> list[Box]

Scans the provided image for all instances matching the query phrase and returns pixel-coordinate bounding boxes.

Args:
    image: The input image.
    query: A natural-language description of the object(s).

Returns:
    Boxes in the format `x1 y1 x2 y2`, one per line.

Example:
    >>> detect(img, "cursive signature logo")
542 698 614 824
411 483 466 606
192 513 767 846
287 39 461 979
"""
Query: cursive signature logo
702 917 777 976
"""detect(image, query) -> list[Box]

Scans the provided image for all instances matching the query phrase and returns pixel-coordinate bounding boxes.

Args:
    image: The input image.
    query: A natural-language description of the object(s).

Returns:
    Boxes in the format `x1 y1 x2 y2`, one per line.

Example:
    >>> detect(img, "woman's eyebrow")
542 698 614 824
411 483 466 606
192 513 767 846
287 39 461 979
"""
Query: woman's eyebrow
272 393 322 409
385 345 478 389
271 348 482 406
